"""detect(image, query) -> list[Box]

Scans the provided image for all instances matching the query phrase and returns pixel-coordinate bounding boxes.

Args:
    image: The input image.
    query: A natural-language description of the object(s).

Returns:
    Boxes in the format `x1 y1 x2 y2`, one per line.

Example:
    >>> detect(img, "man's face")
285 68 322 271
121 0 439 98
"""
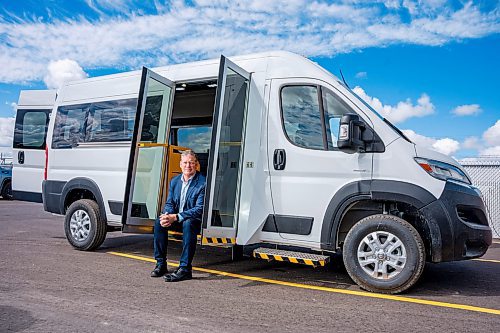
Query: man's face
180 155 197 178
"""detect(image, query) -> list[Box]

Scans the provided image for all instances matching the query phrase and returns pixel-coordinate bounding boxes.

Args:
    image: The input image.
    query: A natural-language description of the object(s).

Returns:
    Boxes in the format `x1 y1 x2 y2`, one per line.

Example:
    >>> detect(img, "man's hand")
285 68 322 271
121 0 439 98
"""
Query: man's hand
159 213 178 228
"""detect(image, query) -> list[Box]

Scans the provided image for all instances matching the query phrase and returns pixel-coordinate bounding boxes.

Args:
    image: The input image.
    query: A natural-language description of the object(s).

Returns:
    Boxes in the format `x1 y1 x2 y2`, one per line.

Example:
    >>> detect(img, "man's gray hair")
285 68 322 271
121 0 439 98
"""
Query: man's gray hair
181 150 198 161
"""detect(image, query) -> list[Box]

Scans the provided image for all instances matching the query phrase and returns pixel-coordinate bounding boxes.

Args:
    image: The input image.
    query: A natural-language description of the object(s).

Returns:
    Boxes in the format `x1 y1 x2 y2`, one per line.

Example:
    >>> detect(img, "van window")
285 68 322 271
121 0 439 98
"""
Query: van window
13 109 51 149
52 104 88 148
281 86 324 150
52 98 138 149
322 89 353 149
86 99 136 142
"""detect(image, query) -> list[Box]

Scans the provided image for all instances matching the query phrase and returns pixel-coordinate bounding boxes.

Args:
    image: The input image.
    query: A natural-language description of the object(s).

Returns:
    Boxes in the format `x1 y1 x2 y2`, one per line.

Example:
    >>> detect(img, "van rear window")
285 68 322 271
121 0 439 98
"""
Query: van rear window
52 98 137 148
13 109 51 150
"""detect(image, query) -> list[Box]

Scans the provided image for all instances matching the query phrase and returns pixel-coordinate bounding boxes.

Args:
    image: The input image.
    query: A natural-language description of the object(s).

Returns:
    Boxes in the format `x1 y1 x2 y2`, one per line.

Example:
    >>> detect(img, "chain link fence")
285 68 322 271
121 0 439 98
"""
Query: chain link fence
460 156 500 238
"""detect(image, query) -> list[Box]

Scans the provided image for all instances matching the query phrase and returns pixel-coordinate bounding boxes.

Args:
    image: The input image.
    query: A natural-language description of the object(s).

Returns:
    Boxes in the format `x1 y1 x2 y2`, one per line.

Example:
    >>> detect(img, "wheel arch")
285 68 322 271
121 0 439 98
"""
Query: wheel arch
321 180 443 261
60 178 107 223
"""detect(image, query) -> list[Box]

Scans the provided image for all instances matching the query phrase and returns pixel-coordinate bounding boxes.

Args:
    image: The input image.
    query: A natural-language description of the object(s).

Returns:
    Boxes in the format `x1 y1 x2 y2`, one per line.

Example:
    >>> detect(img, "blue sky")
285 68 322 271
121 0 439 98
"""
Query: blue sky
0 0 499 158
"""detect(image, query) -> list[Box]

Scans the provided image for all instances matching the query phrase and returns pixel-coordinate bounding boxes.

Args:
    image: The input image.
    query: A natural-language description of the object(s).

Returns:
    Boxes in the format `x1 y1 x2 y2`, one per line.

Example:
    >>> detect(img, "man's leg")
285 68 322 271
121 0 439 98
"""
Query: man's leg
179 219 201 270
152 218 169 277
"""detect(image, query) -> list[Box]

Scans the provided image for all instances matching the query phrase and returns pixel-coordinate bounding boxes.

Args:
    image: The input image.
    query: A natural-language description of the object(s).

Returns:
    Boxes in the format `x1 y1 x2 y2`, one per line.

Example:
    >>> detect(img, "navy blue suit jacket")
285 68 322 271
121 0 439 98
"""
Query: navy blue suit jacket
162 172 206 223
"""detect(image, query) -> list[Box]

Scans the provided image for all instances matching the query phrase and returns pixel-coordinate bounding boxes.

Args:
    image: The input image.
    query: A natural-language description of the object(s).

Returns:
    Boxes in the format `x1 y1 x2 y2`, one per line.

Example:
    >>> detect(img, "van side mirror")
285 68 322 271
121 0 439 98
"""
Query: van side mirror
338 114 366 152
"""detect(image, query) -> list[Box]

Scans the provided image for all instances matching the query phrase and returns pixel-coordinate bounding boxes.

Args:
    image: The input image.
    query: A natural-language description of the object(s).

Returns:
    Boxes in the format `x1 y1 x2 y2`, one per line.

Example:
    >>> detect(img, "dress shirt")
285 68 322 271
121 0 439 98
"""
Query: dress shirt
178 174 194 222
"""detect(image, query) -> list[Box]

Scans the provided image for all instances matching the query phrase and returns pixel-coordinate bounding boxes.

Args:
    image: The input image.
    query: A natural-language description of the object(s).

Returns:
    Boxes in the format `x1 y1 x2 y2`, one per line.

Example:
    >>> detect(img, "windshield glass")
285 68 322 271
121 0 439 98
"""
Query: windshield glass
339 81 413 143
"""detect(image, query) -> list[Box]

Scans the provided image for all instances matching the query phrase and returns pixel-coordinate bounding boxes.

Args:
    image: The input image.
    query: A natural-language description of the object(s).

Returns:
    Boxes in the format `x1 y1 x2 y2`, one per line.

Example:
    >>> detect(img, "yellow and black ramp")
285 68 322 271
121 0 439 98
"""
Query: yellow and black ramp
253 247 330 268
201 237 236 246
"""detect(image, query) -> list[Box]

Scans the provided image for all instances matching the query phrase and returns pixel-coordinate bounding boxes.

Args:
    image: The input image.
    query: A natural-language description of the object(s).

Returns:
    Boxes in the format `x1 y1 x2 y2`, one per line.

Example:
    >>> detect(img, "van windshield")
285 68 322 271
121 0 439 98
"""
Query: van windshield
339 82 413 143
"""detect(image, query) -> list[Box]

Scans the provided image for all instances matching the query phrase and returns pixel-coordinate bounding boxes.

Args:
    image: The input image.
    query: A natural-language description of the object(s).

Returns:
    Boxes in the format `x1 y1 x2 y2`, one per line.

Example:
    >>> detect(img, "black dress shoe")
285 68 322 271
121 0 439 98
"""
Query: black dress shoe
164 267 192 282
150 265 168 277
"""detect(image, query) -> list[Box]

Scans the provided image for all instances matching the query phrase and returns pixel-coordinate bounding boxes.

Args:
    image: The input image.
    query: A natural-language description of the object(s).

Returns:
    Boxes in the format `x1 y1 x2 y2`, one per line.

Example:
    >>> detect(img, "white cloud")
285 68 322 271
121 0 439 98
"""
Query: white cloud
43 59 88 89
462 136 482 150
0 117 15 148
482 120 500 146
402 129 460 156
452 104 481 116
456 123 500 157
480 146 500 156
353 86 435 123
355 71 367 79
432 138 460 156
0 1 498 83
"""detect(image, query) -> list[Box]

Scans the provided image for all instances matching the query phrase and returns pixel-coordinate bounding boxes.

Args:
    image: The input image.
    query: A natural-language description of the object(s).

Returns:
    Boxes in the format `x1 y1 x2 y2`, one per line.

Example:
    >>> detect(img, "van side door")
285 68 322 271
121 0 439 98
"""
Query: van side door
266 79 373 245
122 68 176 232
201 56 251 245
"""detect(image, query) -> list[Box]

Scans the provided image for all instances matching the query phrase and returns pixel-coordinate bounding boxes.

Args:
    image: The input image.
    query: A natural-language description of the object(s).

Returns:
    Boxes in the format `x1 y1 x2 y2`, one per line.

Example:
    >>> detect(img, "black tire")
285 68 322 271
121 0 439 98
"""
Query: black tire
343 214 425 294
1 180 13 200
64 199 107 251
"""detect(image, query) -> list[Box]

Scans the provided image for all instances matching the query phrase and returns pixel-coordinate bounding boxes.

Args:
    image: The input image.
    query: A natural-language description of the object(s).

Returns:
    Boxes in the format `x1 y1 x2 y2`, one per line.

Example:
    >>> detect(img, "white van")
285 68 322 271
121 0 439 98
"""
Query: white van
37 51 491 293
13 89 57 202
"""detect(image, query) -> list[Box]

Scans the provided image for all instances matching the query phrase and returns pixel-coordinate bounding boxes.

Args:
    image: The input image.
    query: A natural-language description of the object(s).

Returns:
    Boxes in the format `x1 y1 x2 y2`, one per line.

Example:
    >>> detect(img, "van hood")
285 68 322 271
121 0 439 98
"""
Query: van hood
414 144 462 169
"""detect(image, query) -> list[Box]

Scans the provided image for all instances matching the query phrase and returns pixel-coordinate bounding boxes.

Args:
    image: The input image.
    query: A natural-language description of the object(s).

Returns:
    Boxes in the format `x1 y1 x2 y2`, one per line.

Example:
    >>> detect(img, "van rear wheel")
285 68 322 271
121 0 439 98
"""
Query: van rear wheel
64 199 107 251
343 214 425 294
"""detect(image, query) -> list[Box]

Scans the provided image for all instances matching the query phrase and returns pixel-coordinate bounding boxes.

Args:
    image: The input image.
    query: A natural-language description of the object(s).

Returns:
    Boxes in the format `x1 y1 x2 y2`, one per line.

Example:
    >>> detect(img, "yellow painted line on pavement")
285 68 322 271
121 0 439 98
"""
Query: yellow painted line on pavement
168 231 201 240
108 251 500 316
473 258 500 264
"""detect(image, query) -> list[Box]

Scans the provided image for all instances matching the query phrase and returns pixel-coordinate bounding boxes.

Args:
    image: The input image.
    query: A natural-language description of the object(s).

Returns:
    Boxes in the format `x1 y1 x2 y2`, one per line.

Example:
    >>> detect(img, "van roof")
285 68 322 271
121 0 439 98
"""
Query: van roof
18 89 57 107
58 51 340 104
65 50 338 86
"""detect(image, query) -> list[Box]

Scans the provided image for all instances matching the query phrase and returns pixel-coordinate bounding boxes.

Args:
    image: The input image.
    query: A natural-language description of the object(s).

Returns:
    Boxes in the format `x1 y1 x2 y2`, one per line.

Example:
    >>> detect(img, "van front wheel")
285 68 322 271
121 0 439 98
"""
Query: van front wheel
343 214 425 294
64 199 107 251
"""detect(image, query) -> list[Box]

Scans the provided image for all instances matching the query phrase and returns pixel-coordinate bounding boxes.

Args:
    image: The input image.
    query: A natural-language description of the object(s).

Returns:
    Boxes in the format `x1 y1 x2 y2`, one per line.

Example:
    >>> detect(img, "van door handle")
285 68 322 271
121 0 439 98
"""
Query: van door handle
273 149 286 170
18 151 25 164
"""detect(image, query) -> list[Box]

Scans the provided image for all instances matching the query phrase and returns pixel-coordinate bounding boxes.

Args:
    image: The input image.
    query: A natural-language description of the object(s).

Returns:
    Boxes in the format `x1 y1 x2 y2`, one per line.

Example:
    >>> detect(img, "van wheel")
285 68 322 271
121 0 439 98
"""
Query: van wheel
1 180 13 200
343 214 425 294
64 199 107 251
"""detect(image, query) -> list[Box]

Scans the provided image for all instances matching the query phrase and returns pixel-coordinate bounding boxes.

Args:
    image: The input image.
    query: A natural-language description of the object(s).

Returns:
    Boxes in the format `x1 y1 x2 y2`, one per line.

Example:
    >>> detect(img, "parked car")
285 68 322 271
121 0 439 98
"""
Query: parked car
0 162 13 200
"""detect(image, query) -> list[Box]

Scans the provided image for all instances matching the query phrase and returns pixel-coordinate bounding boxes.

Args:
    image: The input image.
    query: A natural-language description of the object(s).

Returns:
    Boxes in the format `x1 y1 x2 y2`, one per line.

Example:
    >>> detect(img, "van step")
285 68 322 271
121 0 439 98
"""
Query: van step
201 236 235 246
253 248 330 267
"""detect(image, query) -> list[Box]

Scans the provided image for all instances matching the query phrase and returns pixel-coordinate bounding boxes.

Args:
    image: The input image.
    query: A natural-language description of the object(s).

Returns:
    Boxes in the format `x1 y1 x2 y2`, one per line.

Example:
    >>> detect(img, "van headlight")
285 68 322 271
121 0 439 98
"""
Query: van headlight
415 157 471 185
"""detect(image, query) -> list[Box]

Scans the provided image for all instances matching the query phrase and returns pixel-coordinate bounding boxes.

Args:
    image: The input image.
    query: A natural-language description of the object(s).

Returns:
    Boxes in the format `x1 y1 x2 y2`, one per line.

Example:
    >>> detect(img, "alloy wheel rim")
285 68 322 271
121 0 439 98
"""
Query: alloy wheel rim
69 209 91 241
357 231 407 280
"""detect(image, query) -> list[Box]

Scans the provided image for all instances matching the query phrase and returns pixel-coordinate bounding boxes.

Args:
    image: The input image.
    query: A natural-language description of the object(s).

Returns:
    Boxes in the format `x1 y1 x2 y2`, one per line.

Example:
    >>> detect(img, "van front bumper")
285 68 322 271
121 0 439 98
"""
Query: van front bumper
419 181 492 262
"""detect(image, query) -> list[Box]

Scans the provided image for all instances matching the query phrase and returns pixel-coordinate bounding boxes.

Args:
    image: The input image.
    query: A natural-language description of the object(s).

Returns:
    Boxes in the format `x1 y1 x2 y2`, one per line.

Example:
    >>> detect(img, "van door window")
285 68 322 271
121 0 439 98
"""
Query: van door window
321 88 354 150
13 109 50 149
281 85 325 150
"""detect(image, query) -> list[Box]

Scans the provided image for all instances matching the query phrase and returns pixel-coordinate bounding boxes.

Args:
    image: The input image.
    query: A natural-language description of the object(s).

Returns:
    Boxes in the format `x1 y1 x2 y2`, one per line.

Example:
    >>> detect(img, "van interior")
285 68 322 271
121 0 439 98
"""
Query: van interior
169 79 218 175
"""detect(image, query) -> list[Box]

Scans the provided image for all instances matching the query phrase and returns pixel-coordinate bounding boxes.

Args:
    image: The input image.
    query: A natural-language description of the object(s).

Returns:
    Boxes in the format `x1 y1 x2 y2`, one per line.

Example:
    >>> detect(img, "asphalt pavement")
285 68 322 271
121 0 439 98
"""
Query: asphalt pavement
1 200 499 332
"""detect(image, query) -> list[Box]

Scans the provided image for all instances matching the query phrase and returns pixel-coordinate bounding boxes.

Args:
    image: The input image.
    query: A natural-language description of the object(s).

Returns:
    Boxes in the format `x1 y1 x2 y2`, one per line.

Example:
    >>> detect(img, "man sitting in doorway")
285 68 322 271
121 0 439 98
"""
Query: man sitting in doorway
151 150 206 282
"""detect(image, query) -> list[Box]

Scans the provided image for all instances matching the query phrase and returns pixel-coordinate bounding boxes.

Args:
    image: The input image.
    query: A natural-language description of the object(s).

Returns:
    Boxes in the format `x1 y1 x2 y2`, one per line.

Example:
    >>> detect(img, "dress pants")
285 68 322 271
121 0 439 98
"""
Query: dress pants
153 218 201 271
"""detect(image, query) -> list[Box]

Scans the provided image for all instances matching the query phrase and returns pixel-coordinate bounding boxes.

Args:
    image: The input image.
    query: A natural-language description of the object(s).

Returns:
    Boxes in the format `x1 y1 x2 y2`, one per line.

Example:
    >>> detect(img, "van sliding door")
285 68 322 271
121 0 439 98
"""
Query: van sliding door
202 56 250 245
122 68 175 232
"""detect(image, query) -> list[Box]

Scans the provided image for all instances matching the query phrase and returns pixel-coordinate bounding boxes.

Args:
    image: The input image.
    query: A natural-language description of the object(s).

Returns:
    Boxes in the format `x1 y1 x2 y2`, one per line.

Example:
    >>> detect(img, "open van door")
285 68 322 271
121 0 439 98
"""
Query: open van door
201 56 251 245
122 68 175 233
12 90 56 202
